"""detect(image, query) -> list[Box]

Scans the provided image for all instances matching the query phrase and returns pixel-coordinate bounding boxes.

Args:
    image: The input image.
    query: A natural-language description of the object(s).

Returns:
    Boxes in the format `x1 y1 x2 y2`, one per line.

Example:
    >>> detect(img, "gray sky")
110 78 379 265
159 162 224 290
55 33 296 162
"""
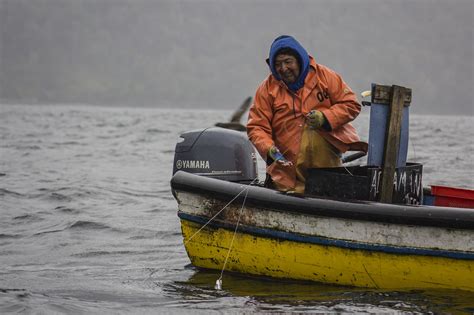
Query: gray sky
0 0 473 115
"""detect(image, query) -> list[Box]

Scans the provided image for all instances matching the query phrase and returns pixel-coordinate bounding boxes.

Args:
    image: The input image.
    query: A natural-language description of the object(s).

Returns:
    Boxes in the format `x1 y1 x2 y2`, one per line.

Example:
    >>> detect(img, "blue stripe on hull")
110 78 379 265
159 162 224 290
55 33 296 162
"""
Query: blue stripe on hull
178 212 474 260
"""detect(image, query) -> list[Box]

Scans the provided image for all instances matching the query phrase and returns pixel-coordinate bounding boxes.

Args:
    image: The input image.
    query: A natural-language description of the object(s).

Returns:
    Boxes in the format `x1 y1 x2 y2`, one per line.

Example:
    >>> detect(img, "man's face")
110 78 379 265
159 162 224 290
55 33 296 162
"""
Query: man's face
274 53 300 84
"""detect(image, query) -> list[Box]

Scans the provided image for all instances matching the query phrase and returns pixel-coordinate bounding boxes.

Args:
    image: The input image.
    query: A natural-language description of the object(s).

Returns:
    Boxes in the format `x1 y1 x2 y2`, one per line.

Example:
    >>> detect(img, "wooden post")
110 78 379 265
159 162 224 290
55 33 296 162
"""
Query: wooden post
378 85 409 203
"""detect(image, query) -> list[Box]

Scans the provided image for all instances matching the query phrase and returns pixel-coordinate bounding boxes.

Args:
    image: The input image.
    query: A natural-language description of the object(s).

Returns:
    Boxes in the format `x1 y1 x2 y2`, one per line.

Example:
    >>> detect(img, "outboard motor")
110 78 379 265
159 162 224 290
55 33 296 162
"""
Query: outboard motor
173 127 258 183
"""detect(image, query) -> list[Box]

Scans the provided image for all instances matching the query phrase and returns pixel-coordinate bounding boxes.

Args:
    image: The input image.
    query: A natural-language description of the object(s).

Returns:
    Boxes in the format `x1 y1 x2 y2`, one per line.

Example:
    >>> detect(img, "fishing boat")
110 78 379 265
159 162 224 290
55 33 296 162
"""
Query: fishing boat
170 85 474 291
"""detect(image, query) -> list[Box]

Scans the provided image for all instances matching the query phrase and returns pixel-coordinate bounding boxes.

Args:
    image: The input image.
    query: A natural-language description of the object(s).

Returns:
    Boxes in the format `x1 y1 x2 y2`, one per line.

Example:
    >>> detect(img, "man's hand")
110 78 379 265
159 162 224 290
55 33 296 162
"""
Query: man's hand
306 110 326 130
268 146 293 166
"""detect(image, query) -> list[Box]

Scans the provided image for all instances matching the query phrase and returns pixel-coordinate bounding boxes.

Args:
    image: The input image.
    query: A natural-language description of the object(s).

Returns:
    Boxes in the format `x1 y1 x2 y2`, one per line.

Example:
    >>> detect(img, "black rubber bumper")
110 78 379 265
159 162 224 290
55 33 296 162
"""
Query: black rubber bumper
171 171 474 230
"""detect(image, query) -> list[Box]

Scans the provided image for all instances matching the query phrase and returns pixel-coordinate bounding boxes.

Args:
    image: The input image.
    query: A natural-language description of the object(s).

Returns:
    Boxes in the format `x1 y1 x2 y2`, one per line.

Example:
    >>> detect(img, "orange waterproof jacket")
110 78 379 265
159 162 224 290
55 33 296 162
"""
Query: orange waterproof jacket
247 57 366 189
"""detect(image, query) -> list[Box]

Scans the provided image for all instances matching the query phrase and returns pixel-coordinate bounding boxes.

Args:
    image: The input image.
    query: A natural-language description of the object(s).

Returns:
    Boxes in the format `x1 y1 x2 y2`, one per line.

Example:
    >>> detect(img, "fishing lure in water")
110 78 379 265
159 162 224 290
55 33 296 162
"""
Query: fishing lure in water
215 279 222 290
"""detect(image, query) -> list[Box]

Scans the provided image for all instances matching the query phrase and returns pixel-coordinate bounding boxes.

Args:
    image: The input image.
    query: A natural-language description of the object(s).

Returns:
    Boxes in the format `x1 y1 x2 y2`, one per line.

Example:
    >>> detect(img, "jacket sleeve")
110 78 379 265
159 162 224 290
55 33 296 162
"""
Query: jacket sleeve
247 81 274 160
318 68 361 130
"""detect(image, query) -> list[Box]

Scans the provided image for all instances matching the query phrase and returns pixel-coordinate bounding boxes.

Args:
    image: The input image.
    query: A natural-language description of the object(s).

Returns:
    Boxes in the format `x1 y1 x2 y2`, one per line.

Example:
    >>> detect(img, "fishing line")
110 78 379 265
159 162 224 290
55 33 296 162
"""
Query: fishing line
183 177 258 247
306 122 354 177
330 148 354 176
276 88 354 177
144 177 258 283
215 183 250 290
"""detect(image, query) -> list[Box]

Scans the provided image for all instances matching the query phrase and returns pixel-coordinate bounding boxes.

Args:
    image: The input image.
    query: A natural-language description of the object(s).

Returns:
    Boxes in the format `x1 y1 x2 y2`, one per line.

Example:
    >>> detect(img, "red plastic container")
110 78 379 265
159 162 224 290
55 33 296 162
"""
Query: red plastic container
430 185 474 209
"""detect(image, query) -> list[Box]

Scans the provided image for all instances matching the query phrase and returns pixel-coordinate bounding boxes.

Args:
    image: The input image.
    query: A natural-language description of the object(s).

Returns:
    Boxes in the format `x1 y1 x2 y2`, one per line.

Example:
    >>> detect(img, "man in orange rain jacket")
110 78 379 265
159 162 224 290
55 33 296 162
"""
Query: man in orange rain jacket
247 35 367 193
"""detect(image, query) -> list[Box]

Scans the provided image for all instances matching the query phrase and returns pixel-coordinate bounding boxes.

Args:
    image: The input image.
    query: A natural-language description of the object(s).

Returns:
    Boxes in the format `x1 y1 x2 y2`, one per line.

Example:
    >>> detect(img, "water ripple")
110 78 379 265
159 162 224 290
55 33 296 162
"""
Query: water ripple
0 189 24 197
68 220 112 231
0 234 22 239
146 128 170 134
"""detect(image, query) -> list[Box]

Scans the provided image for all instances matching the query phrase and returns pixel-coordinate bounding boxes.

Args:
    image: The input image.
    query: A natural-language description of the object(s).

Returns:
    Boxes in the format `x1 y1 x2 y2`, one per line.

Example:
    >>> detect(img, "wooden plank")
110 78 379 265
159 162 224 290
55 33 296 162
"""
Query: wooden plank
379 85 407 203
372 85 412 105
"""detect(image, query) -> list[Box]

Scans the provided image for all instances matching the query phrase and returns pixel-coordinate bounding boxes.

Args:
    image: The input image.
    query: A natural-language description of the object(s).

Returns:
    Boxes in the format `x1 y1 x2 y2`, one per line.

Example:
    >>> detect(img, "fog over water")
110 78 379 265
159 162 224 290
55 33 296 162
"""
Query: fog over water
0 0 473 115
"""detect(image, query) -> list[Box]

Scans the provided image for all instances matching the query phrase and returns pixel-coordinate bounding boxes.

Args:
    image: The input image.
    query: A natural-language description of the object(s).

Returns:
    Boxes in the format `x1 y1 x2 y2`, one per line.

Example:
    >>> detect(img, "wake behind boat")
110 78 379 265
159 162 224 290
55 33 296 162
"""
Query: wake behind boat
170 84 474 291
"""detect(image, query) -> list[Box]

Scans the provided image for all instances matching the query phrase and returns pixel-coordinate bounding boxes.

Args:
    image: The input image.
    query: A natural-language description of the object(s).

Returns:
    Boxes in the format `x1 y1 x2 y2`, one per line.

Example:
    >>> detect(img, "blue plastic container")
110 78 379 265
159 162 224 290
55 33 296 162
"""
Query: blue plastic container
367 86 409 168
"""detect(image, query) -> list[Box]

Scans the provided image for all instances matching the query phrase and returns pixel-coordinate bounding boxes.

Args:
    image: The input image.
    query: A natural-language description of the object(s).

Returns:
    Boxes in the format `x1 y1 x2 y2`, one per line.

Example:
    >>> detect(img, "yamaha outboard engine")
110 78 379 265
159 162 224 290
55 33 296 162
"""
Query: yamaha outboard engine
173 127 258 183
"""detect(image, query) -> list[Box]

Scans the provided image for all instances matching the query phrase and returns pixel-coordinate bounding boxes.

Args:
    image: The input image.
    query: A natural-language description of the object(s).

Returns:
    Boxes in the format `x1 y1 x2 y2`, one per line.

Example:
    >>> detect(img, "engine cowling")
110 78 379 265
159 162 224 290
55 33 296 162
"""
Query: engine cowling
173 127 258 183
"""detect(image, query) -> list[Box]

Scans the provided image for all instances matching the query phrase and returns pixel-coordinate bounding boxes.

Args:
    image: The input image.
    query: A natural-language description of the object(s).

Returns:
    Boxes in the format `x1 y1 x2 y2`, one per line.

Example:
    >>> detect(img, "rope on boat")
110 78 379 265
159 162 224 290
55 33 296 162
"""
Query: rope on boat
215 184 250 290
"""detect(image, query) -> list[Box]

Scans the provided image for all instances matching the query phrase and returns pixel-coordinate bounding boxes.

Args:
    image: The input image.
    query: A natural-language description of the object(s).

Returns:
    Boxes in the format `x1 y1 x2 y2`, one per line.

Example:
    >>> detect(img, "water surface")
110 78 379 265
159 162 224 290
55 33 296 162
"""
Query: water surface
1 104 473 313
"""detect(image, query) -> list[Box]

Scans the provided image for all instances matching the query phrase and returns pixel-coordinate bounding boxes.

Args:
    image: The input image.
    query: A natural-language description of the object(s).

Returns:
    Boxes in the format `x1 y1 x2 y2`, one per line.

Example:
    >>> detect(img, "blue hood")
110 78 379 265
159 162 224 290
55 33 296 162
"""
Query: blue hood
268 35 310 92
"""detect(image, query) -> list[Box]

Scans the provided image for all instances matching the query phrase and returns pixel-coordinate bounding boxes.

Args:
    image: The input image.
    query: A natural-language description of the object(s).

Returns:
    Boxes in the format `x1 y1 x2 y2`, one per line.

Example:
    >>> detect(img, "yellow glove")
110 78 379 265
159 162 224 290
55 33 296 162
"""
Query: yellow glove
306 110 326 129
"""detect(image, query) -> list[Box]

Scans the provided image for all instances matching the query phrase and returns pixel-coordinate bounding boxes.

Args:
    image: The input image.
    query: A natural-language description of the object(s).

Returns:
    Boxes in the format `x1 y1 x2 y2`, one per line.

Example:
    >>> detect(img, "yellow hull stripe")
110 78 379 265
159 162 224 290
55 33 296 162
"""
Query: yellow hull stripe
181 220 474 291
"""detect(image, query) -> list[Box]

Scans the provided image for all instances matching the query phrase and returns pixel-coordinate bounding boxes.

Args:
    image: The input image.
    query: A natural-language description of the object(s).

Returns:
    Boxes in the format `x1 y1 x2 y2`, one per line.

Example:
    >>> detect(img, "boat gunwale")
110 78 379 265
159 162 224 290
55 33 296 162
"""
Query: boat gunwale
171 171 474 230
